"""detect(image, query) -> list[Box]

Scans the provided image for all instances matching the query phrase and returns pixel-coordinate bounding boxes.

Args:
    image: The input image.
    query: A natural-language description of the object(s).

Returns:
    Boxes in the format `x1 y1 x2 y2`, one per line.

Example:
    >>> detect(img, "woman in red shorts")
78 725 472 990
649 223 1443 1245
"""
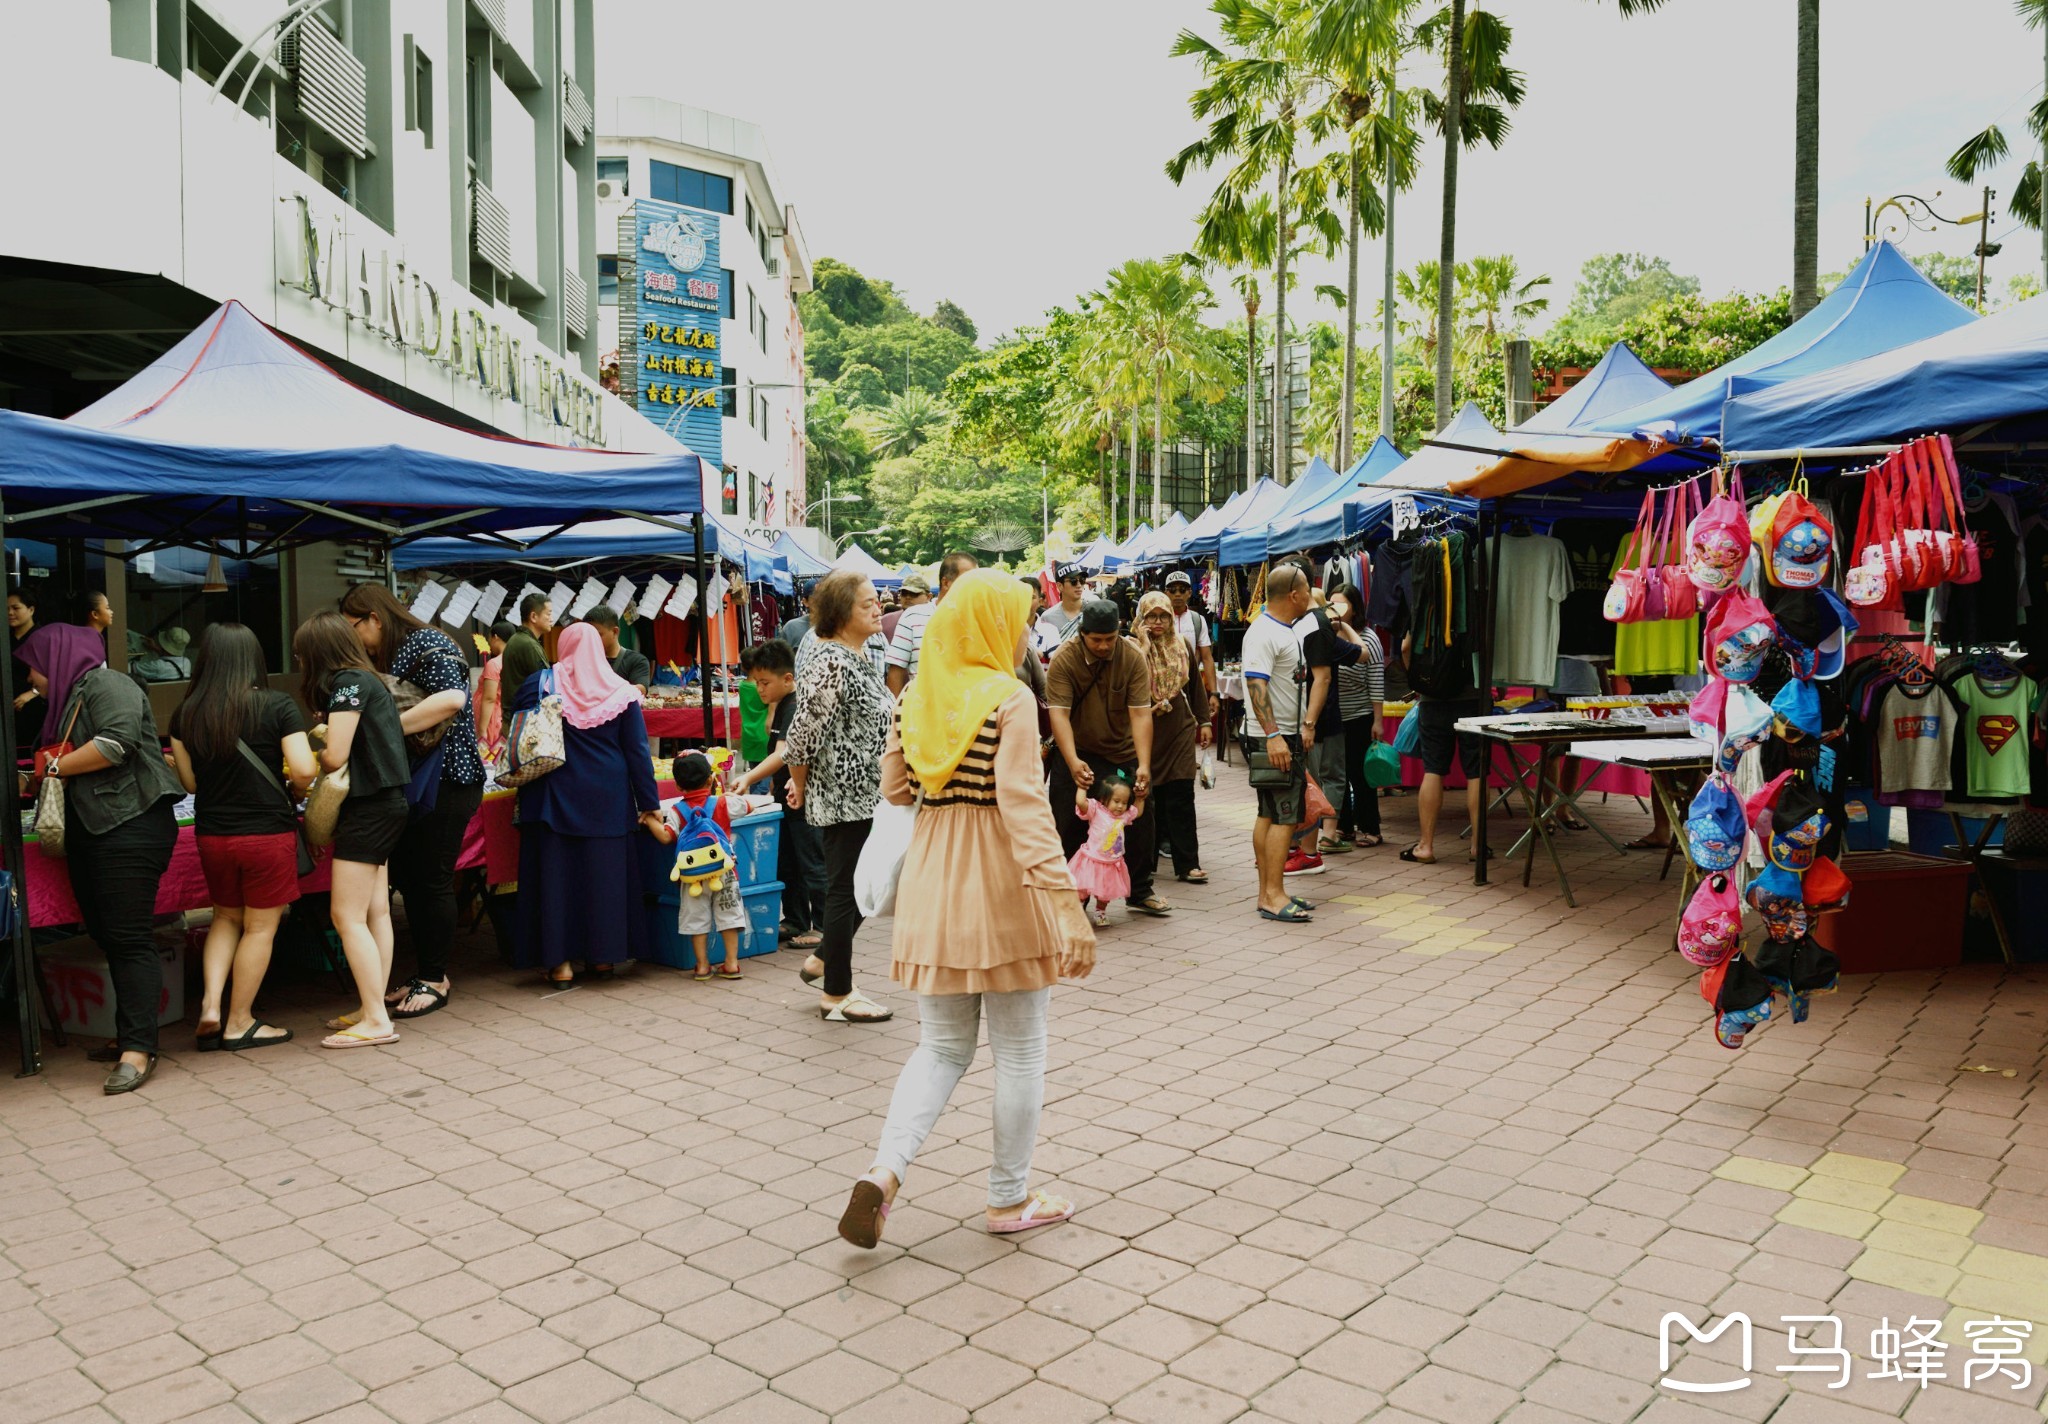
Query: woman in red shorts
168 623 318 1051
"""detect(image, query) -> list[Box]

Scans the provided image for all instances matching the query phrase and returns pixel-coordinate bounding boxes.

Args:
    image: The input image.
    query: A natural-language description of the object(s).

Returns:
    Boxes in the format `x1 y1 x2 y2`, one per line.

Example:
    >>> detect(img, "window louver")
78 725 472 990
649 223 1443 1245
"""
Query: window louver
472 180 513 274
563 266 588 338
562 73 592 145
281 20 369 159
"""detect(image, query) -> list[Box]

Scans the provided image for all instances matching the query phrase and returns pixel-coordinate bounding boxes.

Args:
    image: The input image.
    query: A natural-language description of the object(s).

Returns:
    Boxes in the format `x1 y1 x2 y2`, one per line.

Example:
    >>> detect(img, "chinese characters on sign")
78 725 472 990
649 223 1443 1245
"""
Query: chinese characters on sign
1658 1313 2033 1395
617 197 723 478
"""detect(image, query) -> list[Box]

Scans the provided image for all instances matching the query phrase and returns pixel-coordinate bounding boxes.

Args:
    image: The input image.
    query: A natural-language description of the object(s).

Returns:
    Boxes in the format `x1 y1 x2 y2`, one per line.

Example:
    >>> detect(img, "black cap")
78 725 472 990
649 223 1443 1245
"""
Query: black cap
1079 599 1120 635
1055 562 1089 582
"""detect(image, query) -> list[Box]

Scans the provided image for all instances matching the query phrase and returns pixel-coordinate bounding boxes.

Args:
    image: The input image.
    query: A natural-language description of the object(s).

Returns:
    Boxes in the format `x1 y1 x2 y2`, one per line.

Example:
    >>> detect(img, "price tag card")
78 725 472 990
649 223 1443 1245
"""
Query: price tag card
408 581 449 623
546 582 576 619
663 576 699 621
438 584 483 628
606 576 637 616
639 575 673 623
1391 495 1419 536
473 581 510 628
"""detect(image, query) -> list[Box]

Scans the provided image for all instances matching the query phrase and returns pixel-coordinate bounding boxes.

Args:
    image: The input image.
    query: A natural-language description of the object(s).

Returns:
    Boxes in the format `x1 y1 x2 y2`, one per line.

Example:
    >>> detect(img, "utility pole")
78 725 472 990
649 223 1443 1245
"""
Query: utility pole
1380 52 1398 442
1977 186 1994 312
1041 460 1049 546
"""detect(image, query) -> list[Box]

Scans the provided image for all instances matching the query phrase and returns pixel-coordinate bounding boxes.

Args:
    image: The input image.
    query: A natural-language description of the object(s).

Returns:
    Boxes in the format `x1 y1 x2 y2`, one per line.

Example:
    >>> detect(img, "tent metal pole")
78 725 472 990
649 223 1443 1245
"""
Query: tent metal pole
693 512 713 754
1719 443 1904 463
0 485 44 1076
1475 499 1502 888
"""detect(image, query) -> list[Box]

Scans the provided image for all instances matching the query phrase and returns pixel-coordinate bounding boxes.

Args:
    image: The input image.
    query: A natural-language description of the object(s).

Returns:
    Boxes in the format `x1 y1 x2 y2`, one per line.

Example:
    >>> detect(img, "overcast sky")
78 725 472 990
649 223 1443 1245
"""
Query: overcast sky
596 0 2048 341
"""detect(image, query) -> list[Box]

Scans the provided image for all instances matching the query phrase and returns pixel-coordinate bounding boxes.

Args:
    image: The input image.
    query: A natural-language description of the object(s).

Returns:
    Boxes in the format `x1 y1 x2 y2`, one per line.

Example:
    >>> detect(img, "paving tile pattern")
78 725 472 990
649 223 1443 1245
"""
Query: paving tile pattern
2 773 2044 1422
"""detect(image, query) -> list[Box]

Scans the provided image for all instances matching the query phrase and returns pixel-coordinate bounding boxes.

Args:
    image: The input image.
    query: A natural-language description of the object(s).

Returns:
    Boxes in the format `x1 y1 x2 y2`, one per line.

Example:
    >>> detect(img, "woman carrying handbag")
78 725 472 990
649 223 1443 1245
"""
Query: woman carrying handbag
294 613 410 1051
19 624 182 1093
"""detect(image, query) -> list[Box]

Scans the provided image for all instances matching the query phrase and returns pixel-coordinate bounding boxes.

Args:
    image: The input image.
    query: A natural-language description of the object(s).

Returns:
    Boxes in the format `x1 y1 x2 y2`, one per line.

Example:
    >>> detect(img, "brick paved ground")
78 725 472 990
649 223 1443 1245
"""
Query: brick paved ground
3 768 2045 1423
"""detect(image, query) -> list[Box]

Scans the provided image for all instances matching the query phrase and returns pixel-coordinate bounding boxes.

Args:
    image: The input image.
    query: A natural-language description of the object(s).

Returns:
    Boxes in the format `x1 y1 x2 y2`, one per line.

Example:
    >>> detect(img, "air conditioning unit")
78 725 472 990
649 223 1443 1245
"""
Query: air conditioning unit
597 180 617 200
765 256 781 277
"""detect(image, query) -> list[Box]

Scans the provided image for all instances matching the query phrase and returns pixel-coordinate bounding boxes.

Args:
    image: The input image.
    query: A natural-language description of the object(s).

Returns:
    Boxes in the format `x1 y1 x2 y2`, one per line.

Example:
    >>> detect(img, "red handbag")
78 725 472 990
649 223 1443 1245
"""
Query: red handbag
1658 479 1702 620
1604 489 1656 623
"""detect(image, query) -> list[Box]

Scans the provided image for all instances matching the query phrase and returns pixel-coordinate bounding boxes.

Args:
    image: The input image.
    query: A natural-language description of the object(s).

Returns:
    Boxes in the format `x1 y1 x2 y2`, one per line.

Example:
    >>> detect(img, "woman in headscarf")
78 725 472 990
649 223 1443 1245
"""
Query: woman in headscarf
20 624 183 1092
510 621 664 983
1134 590 1213 884
835 570 1096 1250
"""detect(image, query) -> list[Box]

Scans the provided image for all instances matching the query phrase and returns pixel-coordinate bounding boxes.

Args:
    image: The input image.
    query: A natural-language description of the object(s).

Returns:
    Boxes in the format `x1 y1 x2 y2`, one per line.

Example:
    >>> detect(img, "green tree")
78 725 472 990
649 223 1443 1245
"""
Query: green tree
1458 254 1550 347
807 256 912 327
929 300 979 342
861 387 951 456
1181 192 1277 484
1909 251 1984 306
1082 258 1233 525
832 362 891 408
1534 287 1794 375
1948 2 2048 271
1553 253 1700 341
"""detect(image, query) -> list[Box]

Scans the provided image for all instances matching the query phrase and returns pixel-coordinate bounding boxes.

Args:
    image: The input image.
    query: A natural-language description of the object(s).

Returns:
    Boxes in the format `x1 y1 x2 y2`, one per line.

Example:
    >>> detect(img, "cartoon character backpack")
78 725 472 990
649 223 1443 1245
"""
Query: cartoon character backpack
670 796 735 897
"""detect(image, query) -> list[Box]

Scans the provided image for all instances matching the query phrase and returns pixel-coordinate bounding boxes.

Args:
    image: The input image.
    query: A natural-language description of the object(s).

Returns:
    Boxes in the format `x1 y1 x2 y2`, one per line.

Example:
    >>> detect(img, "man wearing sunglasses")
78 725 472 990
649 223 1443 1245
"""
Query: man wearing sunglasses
1034 562 1090 655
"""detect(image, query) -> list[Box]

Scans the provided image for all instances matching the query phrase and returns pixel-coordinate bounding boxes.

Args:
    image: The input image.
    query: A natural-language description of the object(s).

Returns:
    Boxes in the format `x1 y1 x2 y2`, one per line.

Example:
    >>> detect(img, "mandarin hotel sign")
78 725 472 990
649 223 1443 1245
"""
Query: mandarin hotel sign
283 194 606 443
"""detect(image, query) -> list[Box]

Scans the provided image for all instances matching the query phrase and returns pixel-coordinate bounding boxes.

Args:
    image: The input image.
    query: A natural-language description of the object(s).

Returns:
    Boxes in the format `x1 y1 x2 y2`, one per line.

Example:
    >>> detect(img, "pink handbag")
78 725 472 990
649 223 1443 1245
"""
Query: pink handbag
1658 479 1702 620
1604 489 1655 624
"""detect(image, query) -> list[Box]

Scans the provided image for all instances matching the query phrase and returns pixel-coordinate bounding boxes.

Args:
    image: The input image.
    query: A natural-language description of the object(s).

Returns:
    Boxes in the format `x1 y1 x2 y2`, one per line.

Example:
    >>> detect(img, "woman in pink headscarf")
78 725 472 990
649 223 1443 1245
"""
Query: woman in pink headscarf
509 622 665 983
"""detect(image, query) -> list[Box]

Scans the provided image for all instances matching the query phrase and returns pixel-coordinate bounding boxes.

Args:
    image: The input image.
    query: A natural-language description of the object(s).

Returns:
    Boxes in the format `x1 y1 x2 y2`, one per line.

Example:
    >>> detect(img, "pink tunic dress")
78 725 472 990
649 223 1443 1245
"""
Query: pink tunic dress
1067 801 1134 903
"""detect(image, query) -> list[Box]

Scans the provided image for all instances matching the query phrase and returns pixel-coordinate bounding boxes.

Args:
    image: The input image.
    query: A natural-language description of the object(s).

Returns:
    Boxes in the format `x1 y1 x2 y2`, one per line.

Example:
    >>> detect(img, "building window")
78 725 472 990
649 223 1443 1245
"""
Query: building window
597 257 618 305
596 157 628 195
126 545 286 681
412 46 433 147
648 160 732 214
721 268 735 319
719 366 737 419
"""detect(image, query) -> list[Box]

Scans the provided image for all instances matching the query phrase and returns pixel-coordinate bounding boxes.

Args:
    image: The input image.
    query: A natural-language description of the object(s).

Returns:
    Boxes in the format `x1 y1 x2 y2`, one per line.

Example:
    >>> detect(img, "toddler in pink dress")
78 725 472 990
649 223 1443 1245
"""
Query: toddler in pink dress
1069 780 1136 926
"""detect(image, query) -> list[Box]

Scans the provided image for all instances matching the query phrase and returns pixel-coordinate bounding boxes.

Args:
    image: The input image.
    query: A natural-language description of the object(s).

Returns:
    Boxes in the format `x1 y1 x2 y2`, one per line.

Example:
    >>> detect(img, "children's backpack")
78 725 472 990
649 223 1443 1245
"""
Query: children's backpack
670 796 736 898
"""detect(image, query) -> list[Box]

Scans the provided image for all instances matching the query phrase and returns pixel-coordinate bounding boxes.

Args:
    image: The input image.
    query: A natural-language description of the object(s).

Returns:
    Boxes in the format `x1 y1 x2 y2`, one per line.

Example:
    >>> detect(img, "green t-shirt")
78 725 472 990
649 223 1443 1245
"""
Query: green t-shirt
1954 672 2038 799
1610 535 1700 679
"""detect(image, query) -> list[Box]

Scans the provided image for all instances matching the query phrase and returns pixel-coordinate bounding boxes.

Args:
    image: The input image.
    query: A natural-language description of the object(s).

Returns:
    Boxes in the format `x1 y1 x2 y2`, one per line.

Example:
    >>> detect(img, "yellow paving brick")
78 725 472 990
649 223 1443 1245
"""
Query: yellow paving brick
1459 940 1511 954
1864 1221 1974 1267
1847 1248 1962 1298
1959 1244 2048 1287
1878 1195 1985 1237
1937 1306 2048 1367
1809 1151 1907 1188
1399 943 1457 957
1714 1157 1811 1192
1775 1199 1880 1239
1792 1174 1894 1213
1948 1274 2048 1324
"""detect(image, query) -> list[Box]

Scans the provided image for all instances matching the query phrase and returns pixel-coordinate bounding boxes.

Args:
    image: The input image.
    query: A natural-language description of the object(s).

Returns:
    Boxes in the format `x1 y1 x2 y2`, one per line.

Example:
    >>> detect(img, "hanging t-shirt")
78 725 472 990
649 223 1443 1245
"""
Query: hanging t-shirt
1954 671 2037 799
1494 533 1572 686
1874 682 1955 795
1933 496 2023 647
1610 534 1699 679
1553 519 1625 659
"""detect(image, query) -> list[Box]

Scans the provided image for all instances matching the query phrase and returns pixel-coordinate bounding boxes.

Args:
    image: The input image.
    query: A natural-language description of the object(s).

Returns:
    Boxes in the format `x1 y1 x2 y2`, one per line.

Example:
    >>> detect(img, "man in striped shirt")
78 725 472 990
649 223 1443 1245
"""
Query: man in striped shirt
885 551 977 696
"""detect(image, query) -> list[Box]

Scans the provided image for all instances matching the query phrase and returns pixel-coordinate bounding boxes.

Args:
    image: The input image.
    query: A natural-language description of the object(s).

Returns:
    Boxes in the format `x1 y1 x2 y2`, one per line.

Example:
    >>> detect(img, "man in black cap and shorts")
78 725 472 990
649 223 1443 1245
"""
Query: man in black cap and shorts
1047 599 1172 918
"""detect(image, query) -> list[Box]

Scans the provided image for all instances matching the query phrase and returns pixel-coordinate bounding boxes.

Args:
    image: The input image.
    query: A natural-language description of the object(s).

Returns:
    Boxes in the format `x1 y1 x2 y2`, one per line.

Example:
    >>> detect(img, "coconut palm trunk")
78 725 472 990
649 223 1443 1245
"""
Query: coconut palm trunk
1245 292 1259 485
1128 410 1140 536
1434 0 1465 431
1341 140 1363 468
1273 123 1292 484
1791 0 1820 316
1152 376 1166 523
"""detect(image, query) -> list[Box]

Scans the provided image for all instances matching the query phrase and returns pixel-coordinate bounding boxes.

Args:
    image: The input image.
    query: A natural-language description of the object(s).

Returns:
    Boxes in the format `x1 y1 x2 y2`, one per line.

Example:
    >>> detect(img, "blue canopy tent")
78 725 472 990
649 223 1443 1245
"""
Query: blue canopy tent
1206 481 1295 567
1722 292 2048 454
1265 437 1409 555
0 300 716 1077
1068 535 1118 572
1129 511 1190 567
1218 457 1345 566
1380 404 1506 493
774 532 833 581
1102 523 1152 571
834 542 901 587
1160 486 1255 564
396 512 787 587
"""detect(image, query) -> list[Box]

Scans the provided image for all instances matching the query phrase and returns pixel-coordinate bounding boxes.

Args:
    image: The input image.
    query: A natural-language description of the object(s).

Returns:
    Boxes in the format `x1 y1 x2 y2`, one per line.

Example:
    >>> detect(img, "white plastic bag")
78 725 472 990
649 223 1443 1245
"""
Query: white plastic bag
854 799 918 918
1198 749 1217 790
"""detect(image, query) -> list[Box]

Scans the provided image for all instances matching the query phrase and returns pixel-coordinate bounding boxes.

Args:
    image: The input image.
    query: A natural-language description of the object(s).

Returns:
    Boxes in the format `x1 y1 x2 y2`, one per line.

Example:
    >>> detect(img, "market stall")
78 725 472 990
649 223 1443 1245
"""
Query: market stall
0 300 713 1076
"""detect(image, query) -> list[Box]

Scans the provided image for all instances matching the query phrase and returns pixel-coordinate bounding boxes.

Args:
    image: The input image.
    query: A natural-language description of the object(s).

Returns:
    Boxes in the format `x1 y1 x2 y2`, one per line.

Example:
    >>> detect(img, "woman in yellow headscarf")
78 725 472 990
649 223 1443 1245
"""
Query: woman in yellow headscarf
835 568 1096 1252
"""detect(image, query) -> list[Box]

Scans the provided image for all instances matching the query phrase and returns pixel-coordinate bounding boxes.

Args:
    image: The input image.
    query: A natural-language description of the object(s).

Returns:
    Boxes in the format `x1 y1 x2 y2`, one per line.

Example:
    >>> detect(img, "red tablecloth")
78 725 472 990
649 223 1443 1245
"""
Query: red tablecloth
643 704 739 739
25 782 681 928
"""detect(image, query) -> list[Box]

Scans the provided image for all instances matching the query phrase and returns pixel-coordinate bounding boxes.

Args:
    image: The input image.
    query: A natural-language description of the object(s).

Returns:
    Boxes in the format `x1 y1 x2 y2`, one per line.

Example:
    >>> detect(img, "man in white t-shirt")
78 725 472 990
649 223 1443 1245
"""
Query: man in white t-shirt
886 551 976 695
1241 564 1314 924
1034 562 1090 655
1165 570 1216 696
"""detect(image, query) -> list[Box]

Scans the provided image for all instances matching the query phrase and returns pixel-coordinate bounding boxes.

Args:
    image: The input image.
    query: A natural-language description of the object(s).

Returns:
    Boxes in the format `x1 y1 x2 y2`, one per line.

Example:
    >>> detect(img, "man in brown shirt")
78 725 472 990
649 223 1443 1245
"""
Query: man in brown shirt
1046 600 1170 916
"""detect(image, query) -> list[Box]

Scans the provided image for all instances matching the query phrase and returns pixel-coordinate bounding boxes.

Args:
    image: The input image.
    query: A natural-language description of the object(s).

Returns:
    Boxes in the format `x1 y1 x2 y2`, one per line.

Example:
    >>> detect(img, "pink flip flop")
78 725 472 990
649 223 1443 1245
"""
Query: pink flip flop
987 1191 1076 1234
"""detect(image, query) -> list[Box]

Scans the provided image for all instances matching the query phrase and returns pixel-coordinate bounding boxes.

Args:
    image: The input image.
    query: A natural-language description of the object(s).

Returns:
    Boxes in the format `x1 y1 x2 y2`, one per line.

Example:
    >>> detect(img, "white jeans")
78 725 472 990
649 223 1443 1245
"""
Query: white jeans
873 987 1051 1208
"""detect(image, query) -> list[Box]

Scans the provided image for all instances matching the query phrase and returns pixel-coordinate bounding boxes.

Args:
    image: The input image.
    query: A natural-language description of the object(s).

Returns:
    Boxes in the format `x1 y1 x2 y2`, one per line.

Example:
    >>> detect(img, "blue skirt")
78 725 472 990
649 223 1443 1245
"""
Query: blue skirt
515 822 647 969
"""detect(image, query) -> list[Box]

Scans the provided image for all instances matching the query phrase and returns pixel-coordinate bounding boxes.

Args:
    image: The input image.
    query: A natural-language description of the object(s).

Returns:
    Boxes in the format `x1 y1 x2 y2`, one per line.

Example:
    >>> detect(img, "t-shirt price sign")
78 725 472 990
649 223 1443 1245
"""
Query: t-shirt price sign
1391 496 1420 538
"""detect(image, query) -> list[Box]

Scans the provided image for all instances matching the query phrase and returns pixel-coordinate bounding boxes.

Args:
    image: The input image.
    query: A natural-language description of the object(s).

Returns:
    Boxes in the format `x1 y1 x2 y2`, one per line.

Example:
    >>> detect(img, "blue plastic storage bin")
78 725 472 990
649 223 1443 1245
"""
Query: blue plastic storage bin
740 881 784 957
730 806 783 888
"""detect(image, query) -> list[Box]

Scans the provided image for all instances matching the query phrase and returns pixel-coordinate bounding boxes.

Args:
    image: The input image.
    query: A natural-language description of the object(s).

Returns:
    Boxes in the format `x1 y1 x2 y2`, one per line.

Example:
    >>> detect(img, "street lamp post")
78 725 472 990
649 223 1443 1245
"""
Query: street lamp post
802 485 862 543
1864 189 1997 310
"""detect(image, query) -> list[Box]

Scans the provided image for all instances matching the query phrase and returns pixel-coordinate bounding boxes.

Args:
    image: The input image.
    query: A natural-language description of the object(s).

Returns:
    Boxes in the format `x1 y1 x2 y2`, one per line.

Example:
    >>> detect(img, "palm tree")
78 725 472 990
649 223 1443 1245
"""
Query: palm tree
1792 0 1819 315
1084 259 1232 524
1458 254 1550 349
863 387 950 456
1946 1 2048 286
1182 191 1278 487
1171 0 1312 485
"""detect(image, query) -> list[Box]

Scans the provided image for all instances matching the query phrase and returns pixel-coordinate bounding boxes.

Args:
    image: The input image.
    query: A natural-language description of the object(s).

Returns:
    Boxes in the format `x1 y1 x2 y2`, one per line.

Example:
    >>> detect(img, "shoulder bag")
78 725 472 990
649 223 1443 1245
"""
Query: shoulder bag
303 760 350 848
235 738 317 877
494 669 566 788
1604 489 1656 624
30 700 85 859
381 672 453 756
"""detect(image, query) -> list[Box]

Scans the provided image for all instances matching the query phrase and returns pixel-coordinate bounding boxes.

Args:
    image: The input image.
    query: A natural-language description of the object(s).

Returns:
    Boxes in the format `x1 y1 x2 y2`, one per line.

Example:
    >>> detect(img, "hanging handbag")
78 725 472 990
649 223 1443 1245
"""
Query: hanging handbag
235 738 316 878
1603 489 1656 624
1658 479 1701 620
494 669 566 787
29 701 85 859
380 673 454 756
1934 434 1981 584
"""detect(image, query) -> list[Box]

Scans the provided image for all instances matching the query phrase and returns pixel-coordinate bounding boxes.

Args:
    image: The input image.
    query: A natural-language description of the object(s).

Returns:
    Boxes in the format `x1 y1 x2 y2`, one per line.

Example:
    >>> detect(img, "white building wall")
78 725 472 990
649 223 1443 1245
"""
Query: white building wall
0 1 673 453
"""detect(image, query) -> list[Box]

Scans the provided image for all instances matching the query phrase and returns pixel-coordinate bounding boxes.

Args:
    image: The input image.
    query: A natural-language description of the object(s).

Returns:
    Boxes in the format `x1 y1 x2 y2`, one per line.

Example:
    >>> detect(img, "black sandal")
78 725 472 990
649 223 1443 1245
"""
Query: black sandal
390 979 449 1019
223 1022 294 1052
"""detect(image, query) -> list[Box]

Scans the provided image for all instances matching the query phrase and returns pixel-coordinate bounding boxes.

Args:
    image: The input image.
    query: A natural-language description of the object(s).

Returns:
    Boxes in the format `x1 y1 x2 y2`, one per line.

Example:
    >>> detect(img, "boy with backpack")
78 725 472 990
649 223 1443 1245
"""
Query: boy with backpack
672 753 746 981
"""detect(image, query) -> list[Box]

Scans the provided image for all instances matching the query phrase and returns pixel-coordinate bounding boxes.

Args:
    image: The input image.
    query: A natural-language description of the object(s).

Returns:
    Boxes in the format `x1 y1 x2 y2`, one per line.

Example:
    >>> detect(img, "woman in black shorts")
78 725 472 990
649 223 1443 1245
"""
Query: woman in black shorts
294 612 411 1050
